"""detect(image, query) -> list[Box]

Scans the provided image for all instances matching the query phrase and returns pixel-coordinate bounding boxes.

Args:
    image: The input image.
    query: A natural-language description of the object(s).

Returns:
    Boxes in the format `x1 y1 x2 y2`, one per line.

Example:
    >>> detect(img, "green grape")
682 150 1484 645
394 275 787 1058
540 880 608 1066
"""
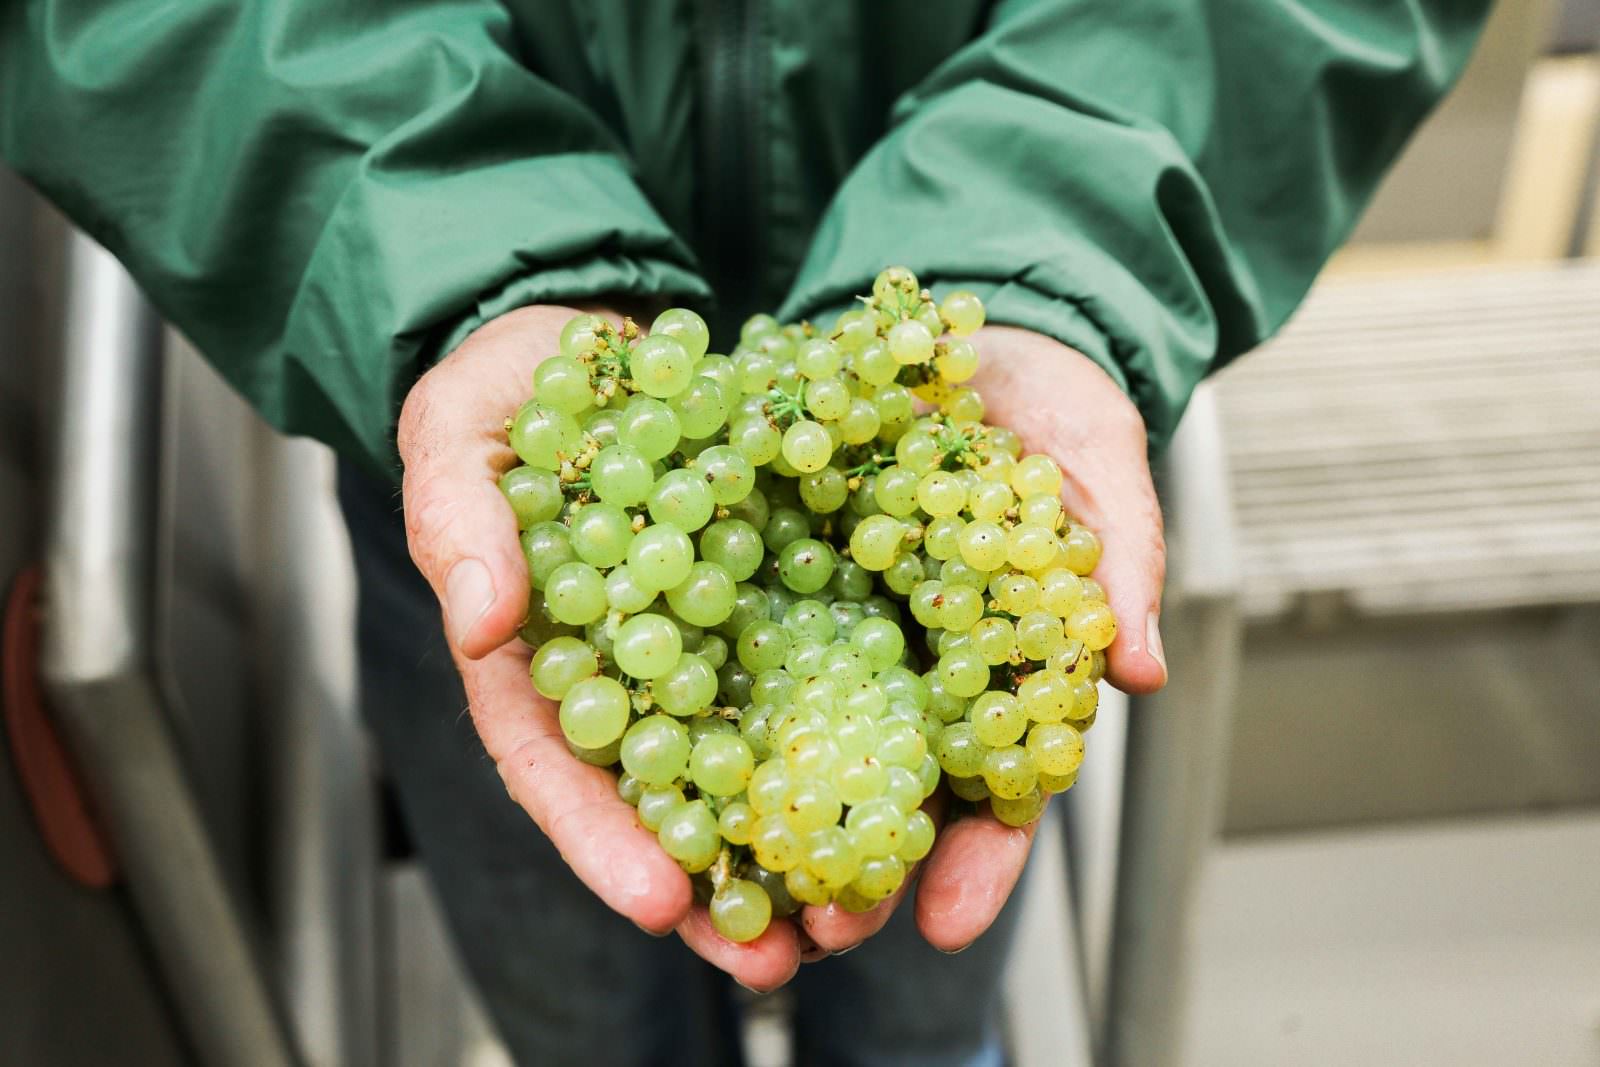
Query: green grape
850 617 905 671
652 652 719 717
1018 492 1063 530
804 377 851 421
658 799 720 871
882 765 923 812
1011 453 1064 498
832 752 886 805
783 729 840 778
509 401 583 470
1066 602 1117 651
940 557 988 591
499 467 564 529
945 388 985 425
1017 611 1066 660
1040 568 1085 616
971 616 1018 666
647 469 715 531
833 309 878 353
663 562 736 628
1038 770 1079 795
851 854 906 902
757 331 797 365
837 398 881 444
1049 639 1089 680
872 466 919 516
619 397 682 460
935 721 985 778
1061 525 1103 576
958 520 1009 572
937 585 985 632
991 787 1046 828
874 384 916 440
718 800 756 846
972 692 1027 747
533 355 596 416
616 771 645 807
751 814 803 872
898 809 936 862
1018 669 1074 723
520 522 577 589
781 778 842 834
981 744 1038 800
939 290 986 336
558 313 603 360
568 502 634 568
907 581 943 628
916 752 942 799
894 430 940 473
636 784 685 831
694 352 737 390
612 613 684 679
529 636 599 699
824 558 870 602
879 553 920 596
967 480 1013 523
740 312 780 348
671 376 729 439
820 644 871 686
650 307 710 361
696 445 756 505
1068 678 1100 721
848 514 904 570
686 714 735 747
854 339 899 386
1007 524 1058 571
915 301 944 338
781 599 836 643
750 865 800 918
803 825 861 888
689 733 755 796
730 414 782 464
718 583 772 641
1026 722 1085 777
583 406 623 448
784 866 833 908
631 334 694 399
747 760 790 817
948 775 991 802
784 637 827 676
736 620 790 672
878 666 929 710
716 660 754 707
627 525 694 591
763 507 812 552
590 444 654 505
934 338 980 383
887 319 935 365
620 714 690 785
846 798 907 858
794 337 843 379
734 349 778 395
991 572 1039 615
781 420 833 473
877 720 927 769
691 520 757 582
830 599 866 633
543 561 608 625
602 565 653 614
923 515 965 560
558 675 630 750
798 466 848 513
778 538 835 594
917 471 968 517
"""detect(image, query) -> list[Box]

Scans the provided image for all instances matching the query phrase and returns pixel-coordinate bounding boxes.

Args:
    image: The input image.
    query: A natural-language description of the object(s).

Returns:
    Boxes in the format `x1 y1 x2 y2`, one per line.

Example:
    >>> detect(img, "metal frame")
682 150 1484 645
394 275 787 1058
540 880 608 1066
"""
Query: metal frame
40 234 302 1067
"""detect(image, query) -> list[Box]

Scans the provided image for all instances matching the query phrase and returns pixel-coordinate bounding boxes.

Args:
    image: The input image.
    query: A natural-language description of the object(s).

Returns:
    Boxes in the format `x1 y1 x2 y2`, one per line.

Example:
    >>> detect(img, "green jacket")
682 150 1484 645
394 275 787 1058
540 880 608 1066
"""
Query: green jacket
2 1 1488 478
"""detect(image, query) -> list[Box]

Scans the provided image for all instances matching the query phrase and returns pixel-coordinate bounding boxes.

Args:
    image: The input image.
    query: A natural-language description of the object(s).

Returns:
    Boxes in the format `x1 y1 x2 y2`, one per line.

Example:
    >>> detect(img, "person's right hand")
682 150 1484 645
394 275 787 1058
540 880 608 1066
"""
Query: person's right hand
398 305 805 991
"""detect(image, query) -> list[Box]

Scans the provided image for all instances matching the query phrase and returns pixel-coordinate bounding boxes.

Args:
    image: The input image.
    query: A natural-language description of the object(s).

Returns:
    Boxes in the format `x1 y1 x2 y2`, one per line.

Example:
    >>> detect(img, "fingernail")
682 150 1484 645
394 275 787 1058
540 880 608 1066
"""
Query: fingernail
735 980 764 995
829 944 859 957
632 921 669 939
1145 612 1167 677
446 559 495 646
937 944 970 956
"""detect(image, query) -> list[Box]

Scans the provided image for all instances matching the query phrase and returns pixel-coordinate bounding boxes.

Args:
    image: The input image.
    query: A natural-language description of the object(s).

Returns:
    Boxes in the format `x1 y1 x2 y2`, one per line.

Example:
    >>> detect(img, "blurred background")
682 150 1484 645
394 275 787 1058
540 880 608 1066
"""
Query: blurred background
2 1 1597 1065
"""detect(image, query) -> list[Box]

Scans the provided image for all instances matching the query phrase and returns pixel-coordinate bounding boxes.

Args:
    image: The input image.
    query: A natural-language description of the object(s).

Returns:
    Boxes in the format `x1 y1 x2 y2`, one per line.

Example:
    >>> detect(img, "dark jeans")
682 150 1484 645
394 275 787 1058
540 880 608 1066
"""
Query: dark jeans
337 464 1022 1067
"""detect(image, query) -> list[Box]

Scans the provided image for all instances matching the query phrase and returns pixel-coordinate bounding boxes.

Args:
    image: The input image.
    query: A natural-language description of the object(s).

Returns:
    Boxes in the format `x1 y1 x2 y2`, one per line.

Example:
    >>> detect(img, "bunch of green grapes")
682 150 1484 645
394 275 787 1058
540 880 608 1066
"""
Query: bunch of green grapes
501 267 1112 944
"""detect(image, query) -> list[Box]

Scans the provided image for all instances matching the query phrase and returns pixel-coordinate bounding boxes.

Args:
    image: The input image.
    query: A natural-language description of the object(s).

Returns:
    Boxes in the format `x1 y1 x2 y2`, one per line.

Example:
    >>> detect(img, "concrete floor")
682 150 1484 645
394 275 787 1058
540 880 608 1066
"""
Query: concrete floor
1181 812 1600 1067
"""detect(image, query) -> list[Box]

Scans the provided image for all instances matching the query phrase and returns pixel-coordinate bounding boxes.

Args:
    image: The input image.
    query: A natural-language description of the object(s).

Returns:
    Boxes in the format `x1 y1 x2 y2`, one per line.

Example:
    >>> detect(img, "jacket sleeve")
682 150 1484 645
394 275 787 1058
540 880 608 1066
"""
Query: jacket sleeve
1 1 709 478
778 0 1491 449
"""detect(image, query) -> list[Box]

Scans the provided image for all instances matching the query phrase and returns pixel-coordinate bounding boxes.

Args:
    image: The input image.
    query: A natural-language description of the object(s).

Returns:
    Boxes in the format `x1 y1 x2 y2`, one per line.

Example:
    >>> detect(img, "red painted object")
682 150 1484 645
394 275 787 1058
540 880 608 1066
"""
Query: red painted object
2 565 118 888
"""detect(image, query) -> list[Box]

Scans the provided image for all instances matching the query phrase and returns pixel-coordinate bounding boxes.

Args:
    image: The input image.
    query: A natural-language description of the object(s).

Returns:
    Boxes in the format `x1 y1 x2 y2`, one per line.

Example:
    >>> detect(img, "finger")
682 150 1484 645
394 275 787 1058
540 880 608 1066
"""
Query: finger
677 905 801 992
914 801 1041 953
397 309 573 658
463 640 693 933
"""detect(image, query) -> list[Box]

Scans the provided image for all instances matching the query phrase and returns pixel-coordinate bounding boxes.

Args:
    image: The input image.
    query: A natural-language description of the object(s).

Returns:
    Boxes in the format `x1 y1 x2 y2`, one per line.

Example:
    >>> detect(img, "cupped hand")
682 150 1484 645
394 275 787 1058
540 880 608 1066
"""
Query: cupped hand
397 310 1165 988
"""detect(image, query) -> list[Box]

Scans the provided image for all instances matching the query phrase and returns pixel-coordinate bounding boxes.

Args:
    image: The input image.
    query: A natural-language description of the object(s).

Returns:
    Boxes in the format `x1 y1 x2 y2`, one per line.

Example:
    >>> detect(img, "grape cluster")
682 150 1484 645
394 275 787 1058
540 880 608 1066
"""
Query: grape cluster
502 268 1113 944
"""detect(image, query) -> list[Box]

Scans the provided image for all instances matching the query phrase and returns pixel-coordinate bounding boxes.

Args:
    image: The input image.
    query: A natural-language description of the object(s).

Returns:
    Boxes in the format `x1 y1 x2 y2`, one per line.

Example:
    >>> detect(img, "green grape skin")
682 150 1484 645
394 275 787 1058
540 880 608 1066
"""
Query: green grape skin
499 467 564 529
1018 669 1075 723
696 445 756 505
611 613 684 680
822 646 871 687
747 759 790 816
937 645 990 699
1039 770 1080 795
851 854 906 901
1066 602 1118 651
543 561 609 625
631 334 695 399
945 388 985 425
589 444 654 506
937 585 985 631
762 507 812 552
751 814 803 872
804 377 851 421
665 562 738 628
887 319 935 365
652 652 719 717
568 502 634 568
778 538 836 594
828 558 874 602
1040 568 1085 616
718 801 757 846
798 466 849 513
781 420 834 473
848 515 904 570
558 313 603 360
992 573 1041 616
971 692 1028 747
940 557 989 591
851 617 905 671
854 340 899 386
616 771 645 807
1011 453 1065 498
845 798 907 858
1068 678 1100 721
1019 492 1064 530
619 397 682 460
627 525 694 591
939 290 986 336
968 481 1014 523
604 564 656 614
948 775 991 802
658 799 720 872
908 581 944 628
636 784 685 831
981 744 1039 801
915 301 945 339
529 636 599 699
729 415 782 464
898 809 937 863
878 666 929 711
699 519 764 581
784 866 833 907
717 583 772 641
686 714 735 745
649 307 711 361
784 637 827 677
923 516 965 560
689 733 755 796
736 620 790 672
781 599 836 643
882 765 923 812
795 337 843 379
935 722 985 778
873 466 920 516
803 825 861 888
583 407 624 448
935 338 980 382
917 471 967 517
671 376 730 439
958 521 1009 572
520 522 577 589
971 616 1018 666
508 401 582 470
1026 722 1086 777
620 714 691 785
648 469 716 531
991 787 1047 828
834 885 879 914
876 720 927 769
558 675 631 750
781 778 843 835
837 398 881 444
710 878 773 943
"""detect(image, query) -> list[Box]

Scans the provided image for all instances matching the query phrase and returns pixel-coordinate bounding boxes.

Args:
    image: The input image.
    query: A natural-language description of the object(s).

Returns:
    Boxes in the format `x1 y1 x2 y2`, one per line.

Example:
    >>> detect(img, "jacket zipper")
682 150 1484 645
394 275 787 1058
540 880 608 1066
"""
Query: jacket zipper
699 0 764 329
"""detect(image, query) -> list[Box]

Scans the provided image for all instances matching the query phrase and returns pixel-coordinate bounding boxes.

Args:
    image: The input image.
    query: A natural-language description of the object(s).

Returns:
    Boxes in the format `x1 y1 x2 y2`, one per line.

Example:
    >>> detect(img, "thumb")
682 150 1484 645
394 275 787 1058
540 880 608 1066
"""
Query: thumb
398 371 530 660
